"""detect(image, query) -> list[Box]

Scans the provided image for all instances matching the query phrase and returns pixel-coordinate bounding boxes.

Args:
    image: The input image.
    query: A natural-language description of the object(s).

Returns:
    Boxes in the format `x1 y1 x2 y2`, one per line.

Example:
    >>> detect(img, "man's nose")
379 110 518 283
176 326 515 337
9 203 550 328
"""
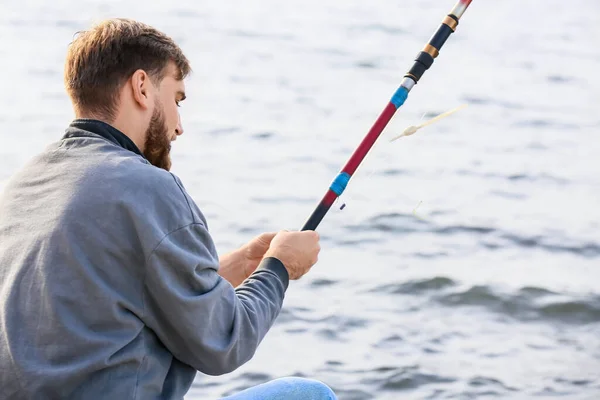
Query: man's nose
175 115 184 136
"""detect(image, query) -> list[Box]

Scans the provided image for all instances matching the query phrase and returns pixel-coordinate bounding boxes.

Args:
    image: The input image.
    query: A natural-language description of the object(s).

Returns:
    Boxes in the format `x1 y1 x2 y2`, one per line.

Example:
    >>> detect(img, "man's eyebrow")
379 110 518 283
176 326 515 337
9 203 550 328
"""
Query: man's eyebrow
177 91 186 101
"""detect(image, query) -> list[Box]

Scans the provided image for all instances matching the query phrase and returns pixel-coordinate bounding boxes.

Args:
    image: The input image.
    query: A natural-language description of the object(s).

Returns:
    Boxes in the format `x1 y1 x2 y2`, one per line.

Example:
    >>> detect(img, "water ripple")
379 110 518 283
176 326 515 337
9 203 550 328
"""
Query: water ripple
361 365 456 391
310 278 339 288
456 170 570 185
348 24 406 36
372 277 456 295
468 376 517 391
461 95 523 110
369 279 600 325
352 213 600 258
437 285 600 325
228 30 295 41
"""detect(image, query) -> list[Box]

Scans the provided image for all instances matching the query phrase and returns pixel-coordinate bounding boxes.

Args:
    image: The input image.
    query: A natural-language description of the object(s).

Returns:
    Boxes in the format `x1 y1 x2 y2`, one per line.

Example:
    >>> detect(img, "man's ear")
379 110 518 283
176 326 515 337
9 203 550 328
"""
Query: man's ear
130 69 151 110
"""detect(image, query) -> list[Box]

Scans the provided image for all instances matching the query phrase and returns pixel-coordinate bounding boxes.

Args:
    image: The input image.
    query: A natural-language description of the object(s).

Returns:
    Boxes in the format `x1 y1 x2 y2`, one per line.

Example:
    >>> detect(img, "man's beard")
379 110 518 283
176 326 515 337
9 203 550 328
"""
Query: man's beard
143 104 172 171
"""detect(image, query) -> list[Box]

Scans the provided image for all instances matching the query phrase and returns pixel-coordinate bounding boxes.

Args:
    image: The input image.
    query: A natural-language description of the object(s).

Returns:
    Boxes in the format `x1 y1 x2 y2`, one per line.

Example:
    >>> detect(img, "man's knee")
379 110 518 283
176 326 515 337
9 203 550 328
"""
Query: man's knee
220 376 337 400
276 377 337 399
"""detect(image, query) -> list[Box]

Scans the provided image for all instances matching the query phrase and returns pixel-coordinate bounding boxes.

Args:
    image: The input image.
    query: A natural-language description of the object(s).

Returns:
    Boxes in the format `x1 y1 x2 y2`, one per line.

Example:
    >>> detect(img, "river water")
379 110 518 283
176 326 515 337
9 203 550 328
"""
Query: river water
1 0 599 399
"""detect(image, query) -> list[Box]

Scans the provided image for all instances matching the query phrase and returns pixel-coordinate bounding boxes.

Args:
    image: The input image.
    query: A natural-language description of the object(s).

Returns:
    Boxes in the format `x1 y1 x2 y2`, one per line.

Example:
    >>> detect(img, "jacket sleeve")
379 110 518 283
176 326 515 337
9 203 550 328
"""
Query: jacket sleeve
141 222 289 376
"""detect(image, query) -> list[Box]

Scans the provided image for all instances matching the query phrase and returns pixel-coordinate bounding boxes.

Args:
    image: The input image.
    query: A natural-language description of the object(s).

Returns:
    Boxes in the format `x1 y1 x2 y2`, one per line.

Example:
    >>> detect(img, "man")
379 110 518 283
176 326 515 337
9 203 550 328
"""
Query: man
0 18 337 400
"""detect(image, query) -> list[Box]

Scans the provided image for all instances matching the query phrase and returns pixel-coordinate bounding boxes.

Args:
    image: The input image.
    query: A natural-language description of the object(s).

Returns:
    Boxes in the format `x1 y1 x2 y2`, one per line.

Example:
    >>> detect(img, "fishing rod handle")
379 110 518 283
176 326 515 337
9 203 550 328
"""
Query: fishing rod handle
301 202 332 231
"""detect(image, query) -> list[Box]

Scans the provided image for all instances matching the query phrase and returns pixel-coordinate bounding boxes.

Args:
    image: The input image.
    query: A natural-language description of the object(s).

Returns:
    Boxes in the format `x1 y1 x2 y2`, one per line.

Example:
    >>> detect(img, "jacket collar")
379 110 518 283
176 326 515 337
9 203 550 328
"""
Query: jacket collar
63 119 144 158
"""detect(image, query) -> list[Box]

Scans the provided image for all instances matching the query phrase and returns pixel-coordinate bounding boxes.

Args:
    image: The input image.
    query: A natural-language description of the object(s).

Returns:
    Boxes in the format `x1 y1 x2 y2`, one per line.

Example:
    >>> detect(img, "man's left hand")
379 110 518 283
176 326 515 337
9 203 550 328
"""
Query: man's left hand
241 232 277 277
218 232 277 287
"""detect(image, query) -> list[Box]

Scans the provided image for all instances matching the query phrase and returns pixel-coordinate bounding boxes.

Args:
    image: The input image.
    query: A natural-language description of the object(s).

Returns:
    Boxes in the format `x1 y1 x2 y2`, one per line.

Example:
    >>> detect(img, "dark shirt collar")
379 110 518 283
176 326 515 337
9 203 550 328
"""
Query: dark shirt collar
63 119 144 158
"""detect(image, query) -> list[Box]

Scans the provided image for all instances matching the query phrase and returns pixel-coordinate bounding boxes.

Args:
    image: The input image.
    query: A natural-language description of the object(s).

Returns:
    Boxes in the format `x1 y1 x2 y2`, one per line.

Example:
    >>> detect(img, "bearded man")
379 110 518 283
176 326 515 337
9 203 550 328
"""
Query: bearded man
0 18 336 400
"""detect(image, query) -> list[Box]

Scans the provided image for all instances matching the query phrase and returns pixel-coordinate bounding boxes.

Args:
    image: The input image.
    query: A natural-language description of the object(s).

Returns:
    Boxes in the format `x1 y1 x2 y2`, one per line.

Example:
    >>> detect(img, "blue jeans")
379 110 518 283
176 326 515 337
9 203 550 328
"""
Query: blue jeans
220 377 337 400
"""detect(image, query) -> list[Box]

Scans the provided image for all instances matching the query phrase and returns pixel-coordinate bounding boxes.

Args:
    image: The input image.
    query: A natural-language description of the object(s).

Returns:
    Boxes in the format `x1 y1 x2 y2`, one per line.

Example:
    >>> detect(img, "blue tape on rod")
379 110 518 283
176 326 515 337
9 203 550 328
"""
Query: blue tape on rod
329 172 351 196
390 86 409 108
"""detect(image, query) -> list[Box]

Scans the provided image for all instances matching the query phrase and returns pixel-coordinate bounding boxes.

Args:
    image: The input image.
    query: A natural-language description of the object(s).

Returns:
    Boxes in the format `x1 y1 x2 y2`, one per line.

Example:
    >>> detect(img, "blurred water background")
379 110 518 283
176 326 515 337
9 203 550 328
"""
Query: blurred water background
1 0 599 398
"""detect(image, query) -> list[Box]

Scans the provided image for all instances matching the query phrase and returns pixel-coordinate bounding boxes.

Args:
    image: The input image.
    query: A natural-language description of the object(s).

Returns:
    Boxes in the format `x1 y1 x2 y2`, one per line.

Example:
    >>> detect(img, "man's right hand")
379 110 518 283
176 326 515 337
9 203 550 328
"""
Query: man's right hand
263 230 321 280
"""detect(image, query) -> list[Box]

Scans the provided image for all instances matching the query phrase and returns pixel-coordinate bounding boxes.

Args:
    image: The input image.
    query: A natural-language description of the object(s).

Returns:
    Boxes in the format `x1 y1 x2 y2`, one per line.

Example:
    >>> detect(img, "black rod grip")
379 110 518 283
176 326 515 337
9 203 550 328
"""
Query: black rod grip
301 202 332 231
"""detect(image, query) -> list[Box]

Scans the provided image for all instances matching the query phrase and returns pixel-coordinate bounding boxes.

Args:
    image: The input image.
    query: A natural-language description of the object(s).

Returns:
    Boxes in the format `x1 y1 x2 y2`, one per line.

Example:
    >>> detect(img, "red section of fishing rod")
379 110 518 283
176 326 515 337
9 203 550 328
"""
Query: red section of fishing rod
341 102 397 177
301 102 398 231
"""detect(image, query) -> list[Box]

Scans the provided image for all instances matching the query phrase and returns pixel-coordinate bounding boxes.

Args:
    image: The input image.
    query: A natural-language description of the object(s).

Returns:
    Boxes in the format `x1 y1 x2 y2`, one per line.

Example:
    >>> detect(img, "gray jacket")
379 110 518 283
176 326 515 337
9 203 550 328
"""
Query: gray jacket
0 119 289 399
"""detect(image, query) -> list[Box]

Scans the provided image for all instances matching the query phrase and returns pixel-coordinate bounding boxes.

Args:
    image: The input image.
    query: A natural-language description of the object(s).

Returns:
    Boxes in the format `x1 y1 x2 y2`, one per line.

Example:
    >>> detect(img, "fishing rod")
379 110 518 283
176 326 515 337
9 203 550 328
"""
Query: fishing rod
301 0 474 231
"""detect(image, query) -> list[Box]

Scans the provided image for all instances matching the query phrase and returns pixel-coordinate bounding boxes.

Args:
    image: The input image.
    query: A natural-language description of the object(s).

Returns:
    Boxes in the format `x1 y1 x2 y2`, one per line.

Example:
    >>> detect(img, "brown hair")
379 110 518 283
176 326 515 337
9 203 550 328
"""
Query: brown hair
64 18 191 121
